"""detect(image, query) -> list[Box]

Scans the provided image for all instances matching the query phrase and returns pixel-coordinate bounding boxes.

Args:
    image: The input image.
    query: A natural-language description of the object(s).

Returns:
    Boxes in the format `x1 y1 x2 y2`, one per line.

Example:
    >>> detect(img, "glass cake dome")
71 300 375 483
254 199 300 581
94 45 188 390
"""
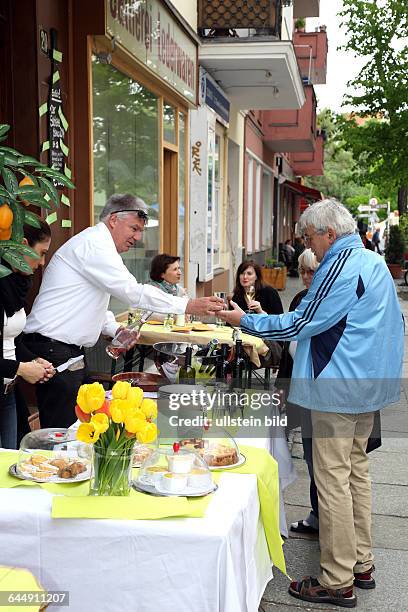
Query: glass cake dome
15 428 91 483
177 427 242 469
134 444 215 496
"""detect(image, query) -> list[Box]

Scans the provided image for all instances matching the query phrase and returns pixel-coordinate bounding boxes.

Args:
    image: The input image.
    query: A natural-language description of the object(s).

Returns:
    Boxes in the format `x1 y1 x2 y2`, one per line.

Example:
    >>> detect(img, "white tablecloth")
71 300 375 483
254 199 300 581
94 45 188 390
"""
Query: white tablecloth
0 473 273 612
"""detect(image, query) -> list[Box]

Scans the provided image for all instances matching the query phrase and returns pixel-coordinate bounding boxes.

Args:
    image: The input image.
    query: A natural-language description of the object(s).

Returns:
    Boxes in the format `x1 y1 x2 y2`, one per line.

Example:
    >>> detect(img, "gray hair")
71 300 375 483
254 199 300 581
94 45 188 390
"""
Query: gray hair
298 198 356 237
99 193 148 222
298 248 319 272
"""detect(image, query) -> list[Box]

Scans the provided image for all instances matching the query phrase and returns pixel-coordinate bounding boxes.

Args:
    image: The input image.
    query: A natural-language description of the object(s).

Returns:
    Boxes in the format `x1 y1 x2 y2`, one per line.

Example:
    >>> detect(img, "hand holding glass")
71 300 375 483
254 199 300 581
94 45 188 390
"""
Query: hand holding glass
106 311 153 359
214 292 227 327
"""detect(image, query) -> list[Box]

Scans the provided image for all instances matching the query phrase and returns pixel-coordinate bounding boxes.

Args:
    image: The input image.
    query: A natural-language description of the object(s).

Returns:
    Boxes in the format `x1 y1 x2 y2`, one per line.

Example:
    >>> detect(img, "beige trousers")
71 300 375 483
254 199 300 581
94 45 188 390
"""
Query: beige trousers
311 410 375 589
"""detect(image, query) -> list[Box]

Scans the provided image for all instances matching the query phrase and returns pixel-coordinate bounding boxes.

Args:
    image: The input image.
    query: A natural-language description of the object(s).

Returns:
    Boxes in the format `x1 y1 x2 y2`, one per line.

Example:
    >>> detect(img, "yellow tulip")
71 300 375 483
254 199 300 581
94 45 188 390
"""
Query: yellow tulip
126 386 144 408
112 380 131 400
136 421 158 444
110 399 125 423
124 415 148 434
77 422 100 444
90 413 109 434
139 399 158 420
76 382 105 414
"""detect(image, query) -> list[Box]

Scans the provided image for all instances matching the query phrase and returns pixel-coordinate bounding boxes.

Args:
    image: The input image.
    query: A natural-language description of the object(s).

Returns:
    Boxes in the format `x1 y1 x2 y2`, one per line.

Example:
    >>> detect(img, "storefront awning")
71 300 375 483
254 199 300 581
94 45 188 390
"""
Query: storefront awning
285 180 323 202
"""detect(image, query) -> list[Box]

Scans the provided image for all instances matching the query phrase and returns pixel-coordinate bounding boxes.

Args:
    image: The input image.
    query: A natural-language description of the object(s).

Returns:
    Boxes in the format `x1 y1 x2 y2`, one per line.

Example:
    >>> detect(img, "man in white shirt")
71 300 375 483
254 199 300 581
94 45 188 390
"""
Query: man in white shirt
24 193 224 428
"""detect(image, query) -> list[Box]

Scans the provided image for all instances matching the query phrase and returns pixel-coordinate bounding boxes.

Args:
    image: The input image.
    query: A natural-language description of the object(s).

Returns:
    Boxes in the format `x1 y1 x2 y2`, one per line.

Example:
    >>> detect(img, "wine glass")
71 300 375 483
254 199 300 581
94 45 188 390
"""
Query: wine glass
214 291 227 327
245 285 255 312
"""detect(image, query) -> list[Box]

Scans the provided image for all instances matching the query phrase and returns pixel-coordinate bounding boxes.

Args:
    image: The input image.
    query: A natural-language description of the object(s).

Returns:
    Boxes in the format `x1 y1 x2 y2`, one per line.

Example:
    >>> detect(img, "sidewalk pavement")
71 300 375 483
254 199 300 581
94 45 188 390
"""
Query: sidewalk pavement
260 275 408 611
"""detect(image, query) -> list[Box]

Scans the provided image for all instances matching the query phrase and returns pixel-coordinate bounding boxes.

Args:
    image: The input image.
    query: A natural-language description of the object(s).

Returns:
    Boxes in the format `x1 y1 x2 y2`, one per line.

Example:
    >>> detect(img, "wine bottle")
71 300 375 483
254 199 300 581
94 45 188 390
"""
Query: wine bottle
178 345 196 384
232 338 246 384
199 338 219 373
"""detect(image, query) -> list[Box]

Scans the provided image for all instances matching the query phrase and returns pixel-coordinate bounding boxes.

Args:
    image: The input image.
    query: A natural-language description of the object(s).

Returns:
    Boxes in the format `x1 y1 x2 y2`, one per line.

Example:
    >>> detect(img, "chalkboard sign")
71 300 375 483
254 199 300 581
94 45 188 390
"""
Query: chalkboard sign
48 29 64 187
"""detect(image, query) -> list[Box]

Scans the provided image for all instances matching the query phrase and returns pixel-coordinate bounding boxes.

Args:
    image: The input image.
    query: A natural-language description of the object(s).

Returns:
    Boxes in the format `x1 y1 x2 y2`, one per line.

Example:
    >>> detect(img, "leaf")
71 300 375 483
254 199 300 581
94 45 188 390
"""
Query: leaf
9 201 25 242
2 167 19 195
17 186 44 199
0 152 4 174
0 145 24 157
22 196 53 210
0 185 10 201
36 167 75 190
18 156 46 167
0 239 40 259
0 263 12 278
37 176 60 206
23 210 42 228
2 250 32 274
0 124 11 138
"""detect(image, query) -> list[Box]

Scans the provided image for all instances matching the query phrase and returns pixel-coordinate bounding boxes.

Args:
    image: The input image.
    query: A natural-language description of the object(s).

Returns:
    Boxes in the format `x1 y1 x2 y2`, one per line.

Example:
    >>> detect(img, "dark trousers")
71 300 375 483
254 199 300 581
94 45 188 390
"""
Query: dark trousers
23 334 86 429
300 408 319 519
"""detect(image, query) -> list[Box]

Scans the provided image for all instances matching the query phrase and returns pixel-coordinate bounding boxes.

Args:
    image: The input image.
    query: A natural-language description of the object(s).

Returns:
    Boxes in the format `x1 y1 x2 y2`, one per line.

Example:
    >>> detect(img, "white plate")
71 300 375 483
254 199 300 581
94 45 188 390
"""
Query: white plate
10 461 91 484
208 453 246 471
133 478 217 498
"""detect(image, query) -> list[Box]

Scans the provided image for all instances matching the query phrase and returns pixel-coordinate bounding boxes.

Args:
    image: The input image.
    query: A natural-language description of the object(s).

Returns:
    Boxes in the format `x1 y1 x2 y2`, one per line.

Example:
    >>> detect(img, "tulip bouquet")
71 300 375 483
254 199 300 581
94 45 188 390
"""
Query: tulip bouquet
75 381 158 496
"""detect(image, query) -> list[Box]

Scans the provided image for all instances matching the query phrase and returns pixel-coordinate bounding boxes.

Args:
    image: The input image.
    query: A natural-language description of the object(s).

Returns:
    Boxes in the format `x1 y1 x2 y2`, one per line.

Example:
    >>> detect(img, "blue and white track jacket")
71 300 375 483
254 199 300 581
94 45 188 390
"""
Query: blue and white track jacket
241 234 404 413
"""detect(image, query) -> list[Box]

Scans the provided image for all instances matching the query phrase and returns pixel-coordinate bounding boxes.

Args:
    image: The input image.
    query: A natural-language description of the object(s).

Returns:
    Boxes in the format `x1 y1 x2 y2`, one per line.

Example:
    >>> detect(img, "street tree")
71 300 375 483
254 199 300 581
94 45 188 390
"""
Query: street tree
338 0 408 214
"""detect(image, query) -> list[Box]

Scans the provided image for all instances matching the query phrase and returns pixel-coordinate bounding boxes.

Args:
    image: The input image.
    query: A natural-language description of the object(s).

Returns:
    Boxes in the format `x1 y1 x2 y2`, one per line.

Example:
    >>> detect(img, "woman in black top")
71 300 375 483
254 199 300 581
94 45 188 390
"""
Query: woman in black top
231 260 283 315
0 219 55 448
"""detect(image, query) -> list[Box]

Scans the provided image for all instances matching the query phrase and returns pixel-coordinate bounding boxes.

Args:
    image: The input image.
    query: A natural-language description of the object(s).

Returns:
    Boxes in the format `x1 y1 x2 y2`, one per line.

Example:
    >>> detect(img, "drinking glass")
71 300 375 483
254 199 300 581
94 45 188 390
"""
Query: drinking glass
245 285 255 312
214 292 227 327
106 311 153 359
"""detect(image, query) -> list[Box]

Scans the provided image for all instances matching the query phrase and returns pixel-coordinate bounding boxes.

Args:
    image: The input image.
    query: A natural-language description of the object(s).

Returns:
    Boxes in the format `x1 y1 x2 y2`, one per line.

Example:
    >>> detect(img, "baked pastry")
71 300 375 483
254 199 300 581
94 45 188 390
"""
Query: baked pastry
179 438 206 450
204 445 238 467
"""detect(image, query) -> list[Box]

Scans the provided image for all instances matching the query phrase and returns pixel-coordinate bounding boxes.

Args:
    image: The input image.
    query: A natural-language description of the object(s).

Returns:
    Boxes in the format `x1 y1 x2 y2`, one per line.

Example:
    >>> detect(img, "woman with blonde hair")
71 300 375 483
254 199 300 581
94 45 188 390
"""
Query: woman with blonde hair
276 248 320 534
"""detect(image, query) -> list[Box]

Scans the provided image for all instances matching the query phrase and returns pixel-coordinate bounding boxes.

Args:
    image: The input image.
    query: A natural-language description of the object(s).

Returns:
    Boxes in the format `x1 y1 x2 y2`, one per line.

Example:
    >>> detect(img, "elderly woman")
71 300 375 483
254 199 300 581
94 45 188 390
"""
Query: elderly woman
276 248 320 534
149 254 186 297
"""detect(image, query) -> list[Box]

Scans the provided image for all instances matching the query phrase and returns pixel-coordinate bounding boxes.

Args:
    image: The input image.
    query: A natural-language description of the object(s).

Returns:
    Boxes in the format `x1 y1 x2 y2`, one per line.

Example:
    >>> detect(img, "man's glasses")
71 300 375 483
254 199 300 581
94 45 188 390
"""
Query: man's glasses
112 209 148 222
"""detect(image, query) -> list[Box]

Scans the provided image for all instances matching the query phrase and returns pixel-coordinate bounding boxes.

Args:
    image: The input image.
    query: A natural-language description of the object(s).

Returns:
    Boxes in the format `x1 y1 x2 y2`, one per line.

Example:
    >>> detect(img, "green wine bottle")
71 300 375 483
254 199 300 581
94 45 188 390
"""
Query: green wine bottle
179 345 196 384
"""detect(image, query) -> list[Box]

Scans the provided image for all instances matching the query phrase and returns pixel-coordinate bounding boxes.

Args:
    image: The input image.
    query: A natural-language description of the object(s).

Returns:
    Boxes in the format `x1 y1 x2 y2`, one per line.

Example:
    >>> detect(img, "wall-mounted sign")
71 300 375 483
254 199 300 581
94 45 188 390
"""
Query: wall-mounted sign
107 0 197 105
199 68 230 126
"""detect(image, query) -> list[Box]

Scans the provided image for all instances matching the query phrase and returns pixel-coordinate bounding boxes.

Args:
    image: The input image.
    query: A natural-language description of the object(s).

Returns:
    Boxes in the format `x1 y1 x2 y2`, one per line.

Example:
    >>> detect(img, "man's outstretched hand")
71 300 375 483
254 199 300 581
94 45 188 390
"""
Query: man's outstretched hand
186 296 226 317
217 300 245 327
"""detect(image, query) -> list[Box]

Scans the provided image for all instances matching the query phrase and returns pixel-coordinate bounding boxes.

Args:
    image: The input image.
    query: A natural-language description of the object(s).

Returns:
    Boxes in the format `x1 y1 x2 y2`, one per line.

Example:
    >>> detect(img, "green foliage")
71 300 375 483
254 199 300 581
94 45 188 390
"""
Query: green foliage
385 225 405 265
0 123 75 277
338 0 408 213
92 62 159 216
295 18 306 30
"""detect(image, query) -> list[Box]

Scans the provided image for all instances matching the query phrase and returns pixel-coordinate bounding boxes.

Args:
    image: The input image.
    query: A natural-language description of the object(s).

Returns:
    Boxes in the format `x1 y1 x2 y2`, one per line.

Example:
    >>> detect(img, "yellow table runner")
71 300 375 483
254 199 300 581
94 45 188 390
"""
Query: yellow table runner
140 324 268 367
0 447 286 574
0 566 46 611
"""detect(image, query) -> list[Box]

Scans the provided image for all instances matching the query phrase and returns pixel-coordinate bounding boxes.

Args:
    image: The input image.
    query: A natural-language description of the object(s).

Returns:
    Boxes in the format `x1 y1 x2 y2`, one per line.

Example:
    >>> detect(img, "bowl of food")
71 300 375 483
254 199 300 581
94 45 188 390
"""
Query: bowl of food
111 371 165 392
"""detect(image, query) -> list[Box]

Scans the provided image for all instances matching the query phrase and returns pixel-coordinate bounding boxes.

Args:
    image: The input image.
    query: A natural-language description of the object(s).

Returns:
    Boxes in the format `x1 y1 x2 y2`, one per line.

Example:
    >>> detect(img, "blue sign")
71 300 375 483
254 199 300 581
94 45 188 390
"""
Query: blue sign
205 76 230 125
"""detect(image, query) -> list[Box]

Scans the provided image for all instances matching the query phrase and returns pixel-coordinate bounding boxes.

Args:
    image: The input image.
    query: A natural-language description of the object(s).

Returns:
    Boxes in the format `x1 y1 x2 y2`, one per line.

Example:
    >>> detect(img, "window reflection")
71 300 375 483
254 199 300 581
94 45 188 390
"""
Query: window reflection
92 60 159 313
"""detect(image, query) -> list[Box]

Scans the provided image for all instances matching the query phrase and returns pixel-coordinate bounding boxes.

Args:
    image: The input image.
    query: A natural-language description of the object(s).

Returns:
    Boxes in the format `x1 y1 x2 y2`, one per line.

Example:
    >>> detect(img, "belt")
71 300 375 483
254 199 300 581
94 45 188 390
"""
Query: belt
24 333 82 351
3 377 17 395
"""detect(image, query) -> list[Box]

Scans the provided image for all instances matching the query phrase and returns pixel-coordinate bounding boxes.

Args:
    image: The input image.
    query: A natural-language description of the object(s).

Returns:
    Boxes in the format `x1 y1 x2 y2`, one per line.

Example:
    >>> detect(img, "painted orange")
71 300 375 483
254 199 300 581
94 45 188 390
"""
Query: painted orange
19 176 35 206
0 227 12 240
0 204 13 229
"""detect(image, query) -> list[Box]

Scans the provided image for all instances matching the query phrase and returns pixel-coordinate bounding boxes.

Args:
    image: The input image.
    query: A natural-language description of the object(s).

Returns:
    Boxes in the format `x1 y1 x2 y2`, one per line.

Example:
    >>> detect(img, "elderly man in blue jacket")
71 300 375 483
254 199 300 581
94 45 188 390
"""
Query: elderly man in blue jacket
221 198 404 608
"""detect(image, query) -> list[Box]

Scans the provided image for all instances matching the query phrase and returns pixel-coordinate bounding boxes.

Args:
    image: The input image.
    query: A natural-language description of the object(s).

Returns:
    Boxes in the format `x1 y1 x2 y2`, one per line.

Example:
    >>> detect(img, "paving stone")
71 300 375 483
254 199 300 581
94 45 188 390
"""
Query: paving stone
369 452 408 485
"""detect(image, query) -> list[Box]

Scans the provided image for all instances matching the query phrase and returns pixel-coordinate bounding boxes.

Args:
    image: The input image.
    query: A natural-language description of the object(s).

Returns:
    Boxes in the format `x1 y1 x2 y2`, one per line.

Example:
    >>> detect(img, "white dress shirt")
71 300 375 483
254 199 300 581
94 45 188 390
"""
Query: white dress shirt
3 308 26 382
25 223 188 347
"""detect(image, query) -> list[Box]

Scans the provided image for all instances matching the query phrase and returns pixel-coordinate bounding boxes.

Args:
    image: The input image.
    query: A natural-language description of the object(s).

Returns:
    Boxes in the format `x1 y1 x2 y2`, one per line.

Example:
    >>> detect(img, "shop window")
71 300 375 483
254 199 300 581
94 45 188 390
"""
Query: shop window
163 102 176 144
178 112 186 284
92 60 159 314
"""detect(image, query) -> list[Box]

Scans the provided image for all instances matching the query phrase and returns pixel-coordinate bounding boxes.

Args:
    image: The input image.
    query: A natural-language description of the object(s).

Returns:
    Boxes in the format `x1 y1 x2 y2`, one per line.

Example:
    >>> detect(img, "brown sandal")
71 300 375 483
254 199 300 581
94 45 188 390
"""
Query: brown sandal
288 576 357 608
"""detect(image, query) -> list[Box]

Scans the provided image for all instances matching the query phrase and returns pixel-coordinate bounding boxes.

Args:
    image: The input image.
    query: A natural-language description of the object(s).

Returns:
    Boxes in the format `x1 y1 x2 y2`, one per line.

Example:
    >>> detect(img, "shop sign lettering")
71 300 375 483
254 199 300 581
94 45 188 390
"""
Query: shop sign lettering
191 141 202 175
107 0 197 104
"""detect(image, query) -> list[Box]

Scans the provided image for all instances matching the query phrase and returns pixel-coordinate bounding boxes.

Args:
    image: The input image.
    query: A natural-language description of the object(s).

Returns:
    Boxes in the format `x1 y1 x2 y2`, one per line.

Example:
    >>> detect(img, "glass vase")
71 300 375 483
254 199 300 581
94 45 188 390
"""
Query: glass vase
89 445 134 496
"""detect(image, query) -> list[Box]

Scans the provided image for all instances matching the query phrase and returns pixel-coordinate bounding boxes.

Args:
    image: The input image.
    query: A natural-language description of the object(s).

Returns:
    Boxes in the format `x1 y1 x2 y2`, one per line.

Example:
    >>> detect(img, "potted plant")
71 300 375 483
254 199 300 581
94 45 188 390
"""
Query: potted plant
262 259 287 290
385 225 405 279
295 18 306 32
